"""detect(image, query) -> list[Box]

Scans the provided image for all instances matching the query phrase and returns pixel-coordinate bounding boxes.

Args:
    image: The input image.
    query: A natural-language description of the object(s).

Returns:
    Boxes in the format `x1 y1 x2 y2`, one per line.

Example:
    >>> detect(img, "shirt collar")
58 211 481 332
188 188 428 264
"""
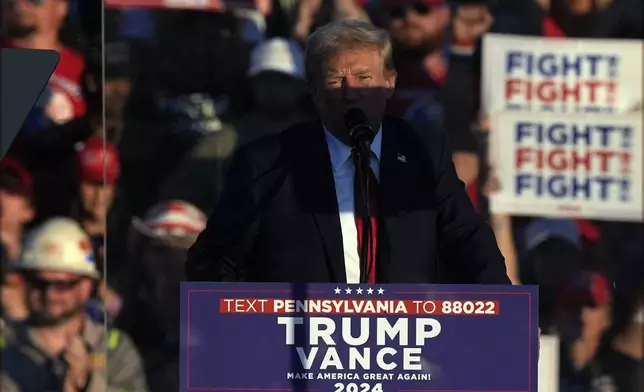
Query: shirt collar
323 124 382 173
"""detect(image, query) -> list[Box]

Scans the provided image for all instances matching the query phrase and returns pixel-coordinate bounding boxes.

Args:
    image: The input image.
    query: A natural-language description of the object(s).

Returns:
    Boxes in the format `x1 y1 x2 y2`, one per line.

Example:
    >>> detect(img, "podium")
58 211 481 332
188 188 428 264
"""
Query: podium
180 283 540 391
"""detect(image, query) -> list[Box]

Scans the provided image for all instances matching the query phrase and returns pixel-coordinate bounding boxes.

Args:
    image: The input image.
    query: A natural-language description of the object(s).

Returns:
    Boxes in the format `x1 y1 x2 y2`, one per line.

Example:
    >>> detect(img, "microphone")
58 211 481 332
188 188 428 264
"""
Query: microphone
344 108 375 150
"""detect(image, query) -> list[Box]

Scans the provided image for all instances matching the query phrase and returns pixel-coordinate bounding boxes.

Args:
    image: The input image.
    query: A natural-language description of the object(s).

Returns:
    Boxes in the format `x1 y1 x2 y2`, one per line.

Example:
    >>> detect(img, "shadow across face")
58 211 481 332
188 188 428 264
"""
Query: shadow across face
311 48 397 144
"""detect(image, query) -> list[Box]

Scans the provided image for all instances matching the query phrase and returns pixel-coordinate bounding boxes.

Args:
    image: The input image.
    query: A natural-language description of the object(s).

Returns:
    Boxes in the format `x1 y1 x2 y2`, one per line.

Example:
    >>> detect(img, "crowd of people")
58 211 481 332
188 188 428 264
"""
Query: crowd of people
0 0 642 391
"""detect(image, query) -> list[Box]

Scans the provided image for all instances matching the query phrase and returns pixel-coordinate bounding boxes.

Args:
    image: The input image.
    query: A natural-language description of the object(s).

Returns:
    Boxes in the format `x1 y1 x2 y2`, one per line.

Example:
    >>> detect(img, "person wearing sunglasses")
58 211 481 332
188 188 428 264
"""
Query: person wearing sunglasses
1 217 148 392
384 0 494 237
383 0 452 131
386 0 450 56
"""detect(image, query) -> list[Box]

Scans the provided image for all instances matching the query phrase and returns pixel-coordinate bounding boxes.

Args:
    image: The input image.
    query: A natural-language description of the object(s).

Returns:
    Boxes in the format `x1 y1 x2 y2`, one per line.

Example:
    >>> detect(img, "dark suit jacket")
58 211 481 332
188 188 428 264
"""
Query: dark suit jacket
186 116 510 284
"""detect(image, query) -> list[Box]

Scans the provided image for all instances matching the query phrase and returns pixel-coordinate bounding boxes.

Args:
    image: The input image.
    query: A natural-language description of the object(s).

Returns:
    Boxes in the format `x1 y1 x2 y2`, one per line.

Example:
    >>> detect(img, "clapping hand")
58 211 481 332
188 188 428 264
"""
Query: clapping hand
62 333 90 392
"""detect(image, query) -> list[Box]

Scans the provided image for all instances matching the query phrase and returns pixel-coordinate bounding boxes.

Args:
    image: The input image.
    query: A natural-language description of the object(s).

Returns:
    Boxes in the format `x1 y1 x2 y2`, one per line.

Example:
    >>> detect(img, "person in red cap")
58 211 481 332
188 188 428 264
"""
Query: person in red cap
71 136 125 322
73 136 120 254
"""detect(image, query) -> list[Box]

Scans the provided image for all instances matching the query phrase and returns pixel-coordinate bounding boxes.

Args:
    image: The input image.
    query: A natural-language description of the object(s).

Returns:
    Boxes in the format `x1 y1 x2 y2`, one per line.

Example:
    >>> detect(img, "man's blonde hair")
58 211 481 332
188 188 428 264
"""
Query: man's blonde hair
305 19 395 87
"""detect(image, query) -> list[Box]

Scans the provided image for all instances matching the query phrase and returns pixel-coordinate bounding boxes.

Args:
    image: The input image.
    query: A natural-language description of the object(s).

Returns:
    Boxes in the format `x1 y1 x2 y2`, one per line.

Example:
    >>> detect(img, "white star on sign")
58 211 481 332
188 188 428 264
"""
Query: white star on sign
334 287 341 294
377 288 385 295
345 287 352 294
366 288 374 295
356 288 363 294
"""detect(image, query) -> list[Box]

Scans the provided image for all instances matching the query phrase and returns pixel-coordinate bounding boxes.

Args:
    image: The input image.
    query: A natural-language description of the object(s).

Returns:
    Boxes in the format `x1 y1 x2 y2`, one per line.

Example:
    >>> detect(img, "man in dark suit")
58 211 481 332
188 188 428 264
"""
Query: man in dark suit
186 19 510 285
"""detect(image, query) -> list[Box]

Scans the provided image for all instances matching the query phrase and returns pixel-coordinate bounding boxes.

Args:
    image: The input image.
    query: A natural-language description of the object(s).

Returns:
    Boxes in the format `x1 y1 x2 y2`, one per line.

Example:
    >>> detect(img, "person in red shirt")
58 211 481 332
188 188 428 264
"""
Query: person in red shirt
2 0 86 125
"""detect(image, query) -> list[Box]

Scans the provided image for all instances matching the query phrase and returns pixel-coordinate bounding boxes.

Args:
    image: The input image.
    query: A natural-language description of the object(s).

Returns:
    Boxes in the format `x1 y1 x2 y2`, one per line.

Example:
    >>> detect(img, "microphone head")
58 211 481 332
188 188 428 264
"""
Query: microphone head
344 108 374 145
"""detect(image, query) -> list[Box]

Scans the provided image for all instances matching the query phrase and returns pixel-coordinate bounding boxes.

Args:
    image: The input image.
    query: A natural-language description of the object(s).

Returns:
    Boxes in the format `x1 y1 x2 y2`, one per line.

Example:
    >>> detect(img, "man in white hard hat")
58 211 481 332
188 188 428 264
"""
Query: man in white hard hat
0 217 148 392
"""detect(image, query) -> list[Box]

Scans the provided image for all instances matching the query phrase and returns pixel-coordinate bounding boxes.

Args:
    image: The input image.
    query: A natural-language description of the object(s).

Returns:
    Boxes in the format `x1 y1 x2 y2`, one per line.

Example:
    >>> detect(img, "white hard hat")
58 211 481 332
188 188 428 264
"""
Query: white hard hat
19 217 100 279
132 200 206 241
247 38 305 80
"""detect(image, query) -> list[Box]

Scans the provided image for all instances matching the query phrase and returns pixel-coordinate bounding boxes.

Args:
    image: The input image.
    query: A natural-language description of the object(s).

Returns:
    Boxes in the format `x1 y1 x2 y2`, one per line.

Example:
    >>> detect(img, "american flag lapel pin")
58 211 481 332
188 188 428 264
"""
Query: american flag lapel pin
397 152 406 163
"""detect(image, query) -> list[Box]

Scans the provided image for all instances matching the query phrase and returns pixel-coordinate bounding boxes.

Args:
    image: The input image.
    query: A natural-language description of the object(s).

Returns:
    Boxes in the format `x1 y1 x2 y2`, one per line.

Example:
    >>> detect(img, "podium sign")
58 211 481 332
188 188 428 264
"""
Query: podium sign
180 283 539 392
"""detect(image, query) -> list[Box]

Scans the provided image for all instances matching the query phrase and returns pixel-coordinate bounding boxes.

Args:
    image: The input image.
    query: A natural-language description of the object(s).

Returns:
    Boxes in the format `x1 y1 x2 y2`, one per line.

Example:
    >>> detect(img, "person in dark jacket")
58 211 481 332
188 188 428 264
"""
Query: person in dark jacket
185 20 509 284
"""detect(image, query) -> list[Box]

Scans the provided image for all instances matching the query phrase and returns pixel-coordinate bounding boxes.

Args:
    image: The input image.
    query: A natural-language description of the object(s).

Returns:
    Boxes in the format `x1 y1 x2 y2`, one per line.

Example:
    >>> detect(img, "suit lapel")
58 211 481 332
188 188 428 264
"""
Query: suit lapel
293 120 346 282
377 119 408 282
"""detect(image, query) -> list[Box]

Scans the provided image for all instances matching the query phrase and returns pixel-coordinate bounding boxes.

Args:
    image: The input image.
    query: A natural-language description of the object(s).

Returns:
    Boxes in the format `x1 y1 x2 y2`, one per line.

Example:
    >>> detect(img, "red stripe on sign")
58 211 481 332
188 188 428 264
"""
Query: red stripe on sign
218 299 499 315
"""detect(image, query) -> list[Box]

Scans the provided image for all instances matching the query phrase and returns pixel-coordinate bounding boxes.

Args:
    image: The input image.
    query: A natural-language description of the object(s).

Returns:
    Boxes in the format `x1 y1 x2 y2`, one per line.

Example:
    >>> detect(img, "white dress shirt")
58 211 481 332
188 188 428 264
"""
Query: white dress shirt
323 126 382 284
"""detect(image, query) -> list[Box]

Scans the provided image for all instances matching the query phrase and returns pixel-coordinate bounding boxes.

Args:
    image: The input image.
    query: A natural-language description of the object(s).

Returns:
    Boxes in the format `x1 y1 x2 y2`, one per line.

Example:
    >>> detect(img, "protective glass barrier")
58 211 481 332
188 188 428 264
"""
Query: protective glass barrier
101 1 642 392
1 0 116 390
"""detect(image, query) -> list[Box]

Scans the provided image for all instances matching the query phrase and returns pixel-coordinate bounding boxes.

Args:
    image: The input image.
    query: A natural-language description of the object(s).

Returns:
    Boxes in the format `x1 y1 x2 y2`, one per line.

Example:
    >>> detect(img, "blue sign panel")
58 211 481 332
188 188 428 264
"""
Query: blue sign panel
180 283 539 392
